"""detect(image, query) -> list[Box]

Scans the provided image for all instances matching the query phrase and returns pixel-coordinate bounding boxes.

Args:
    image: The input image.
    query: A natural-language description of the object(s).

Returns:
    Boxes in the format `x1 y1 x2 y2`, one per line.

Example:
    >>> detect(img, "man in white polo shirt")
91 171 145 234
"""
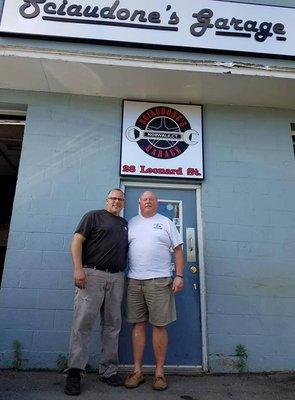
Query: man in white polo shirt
124 191 184 391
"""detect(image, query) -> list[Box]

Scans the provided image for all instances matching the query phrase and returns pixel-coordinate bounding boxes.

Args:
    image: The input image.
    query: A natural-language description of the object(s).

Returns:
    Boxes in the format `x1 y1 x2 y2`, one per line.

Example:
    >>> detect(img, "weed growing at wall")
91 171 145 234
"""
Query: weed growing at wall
12 340 23 370
56 353 68 372
235 344 248 373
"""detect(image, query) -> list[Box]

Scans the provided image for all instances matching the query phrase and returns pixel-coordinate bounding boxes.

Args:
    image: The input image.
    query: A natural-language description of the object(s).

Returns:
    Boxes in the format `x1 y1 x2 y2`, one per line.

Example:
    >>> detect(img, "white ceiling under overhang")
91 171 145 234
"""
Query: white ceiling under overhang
1 46 295 109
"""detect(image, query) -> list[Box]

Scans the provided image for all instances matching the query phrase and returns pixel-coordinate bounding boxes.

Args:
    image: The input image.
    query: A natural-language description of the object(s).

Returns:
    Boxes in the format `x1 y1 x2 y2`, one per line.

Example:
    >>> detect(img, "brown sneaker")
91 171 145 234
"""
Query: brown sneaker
124 371 145 388
152 376 167 391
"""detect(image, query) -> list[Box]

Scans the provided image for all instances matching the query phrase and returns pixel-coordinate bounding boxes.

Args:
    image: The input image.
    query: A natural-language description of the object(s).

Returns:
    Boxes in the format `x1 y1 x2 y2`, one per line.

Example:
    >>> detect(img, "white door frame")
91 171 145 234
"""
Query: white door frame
121 180 208 373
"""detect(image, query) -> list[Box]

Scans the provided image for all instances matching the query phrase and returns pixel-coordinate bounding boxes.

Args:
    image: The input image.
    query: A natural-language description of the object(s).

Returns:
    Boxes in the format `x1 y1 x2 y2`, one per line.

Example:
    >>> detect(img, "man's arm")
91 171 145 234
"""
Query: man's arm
71 233 86 289
172 244 185 293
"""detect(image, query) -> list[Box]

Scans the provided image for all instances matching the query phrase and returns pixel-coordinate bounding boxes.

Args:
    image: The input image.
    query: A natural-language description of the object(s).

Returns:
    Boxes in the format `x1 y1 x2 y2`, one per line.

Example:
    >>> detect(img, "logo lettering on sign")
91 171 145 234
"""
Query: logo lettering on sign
18 0 180 31
190 8 286 43
16 2 288 47
20 0 46 18
125 106 199 160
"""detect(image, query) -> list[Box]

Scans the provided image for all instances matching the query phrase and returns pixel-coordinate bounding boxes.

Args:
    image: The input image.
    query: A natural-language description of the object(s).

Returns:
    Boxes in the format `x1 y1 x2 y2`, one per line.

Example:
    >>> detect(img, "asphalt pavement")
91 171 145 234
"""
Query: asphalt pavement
1 370 295 400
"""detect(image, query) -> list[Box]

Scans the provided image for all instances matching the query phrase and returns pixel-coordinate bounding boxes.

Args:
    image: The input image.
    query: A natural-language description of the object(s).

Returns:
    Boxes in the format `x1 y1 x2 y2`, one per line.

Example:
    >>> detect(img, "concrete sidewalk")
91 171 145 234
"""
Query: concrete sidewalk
1 370 295 400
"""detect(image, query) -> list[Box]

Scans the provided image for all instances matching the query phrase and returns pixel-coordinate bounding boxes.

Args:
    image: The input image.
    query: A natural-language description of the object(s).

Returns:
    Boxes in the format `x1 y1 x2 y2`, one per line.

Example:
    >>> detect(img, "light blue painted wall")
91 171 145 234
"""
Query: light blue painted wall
0 90 294 372
203 105 295 372
0 90 122 369
0 1 294 373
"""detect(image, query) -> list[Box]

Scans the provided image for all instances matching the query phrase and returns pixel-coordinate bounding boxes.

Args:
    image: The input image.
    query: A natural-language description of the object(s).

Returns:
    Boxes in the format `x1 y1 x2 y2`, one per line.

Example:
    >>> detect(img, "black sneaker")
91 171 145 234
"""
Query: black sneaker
100 373 123 386
64 368 81 396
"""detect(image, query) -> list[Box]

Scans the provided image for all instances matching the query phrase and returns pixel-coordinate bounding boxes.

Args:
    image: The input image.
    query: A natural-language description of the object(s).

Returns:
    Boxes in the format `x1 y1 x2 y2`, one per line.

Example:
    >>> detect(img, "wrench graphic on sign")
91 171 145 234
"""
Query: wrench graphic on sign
125 126 199 145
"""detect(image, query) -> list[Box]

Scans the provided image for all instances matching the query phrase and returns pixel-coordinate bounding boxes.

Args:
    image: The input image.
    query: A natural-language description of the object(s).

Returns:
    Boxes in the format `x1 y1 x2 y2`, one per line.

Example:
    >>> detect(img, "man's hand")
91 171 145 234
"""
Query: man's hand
74 268 86 289
71 233 86 289
173 244 185 293
172 276 184 293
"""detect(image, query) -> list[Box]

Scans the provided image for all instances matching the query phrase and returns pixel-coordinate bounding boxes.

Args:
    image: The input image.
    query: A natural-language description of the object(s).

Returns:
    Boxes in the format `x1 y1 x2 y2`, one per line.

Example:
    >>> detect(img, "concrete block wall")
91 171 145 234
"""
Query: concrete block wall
0 90 295 373
0 90 122 369
203 105 295 372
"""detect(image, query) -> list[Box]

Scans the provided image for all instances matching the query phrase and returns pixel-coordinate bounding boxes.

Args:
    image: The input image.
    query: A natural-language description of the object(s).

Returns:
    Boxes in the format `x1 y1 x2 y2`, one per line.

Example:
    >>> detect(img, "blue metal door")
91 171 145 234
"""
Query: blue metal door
119 186 202 366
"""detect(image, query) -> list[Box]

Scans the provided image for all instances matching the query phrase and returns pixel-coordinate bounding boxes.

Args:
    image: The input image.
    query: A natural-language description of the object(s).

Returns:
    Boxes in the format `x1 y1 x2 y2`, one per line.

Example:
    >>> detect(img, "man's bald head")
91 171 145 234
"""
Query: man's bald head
139 191 158 218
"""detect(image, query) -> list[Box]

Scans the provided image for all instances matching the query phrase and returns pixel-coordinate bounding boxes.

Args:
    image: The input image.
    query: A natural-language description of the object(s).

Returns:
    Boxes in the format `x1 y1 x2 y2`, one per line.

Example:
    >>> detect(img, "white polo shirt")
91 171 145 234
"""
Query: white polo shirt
127 213 183 279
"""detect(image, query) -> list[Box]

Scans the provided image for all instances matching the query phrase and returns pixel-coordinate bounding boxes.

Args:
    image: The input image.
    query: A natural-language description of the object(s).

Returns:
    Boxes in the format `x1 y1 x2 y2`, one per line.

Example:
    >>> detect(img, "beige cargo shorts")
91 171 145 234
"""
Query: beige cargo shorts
126 277 176 326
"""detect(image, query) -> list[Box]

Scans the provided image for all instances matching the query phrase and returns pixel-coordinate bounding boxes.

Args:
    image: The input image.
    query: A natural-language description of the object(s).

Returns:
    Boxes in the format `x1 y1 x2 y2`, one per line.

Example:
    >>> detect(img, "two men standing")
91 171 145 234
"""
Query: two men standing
65 189 184 395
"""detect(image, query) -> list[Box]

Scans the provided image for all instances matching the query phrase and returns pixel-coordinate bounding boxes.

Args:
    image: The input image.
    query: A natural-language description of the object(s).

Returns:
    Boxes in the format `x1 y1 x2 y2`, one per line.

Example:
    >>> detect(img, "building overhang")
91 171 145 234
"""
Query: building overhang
1 45 295 109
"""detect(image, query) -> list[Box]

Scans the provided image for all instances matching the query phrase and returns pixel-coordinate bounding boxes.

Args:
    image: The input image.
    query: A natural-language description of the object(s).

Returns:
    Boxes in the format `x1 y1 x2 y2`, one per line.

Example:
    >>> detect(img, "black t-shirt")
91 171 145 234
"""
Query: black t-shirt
75 209 128 271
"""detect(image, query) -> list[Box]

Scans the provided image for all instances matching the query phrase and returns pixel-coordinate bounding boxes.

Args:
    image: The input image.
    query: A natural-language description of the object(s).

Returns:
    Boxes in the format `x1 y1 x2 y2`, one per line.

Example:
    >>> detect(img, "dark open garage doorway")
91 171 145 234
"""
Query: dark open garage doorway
0 112 26 285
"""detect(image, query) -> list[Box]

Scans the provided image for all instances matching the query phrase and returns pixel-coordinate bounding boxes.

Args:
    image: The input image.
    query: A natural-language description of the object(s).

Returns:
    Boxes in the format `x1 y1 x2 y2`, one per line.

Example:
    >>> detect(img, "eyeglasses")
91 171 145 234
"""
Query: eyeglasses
108 197 125 202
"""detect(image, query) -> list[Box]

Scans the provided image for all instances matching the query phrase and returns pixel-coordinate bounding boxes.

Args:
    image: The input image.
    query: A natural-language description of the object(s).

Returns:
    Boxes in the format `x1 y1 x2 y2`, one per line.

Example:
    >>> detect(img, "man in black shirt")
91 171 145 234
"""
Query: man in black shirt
64 188 128 396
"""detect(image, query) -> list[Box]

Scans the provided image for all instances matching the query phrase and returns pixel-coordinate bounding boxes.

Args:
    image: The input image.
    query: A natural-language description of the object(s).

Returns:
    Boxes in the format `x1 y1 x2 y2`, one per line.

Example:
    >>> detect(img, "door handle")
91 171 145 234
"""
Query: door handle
190 265 199 274
186 228 196 262
189 237 193 252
